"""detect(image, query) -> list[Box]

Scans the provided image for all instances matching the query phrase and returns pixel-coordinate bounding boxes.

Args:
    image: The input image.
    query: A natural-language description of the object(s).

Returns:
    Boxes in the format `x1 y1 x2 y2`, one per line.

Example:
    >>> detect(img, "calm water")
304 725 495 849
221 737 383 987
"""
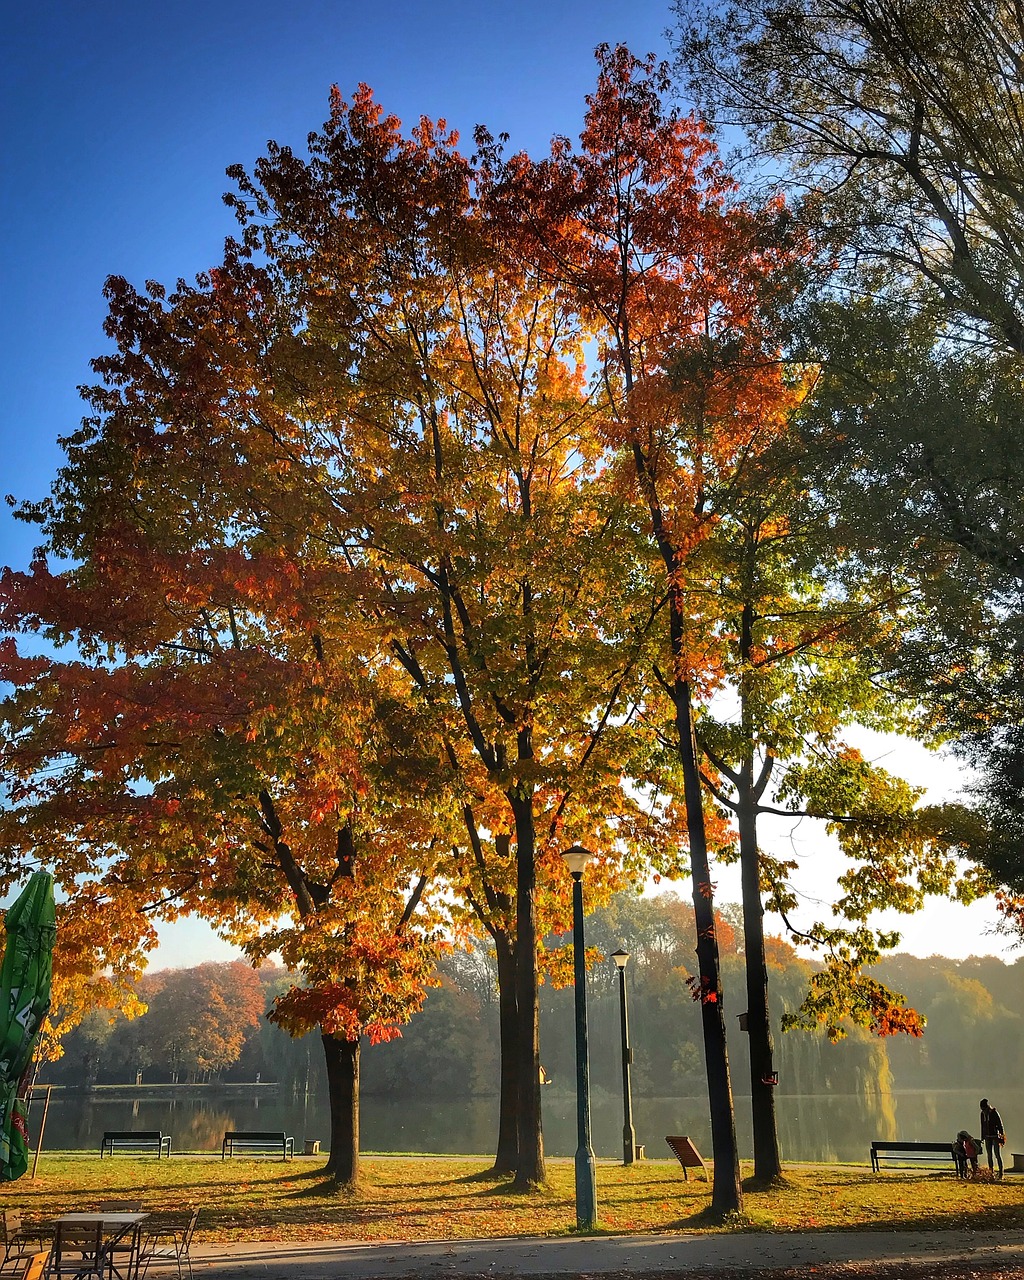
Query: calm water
27 1087 1021 1164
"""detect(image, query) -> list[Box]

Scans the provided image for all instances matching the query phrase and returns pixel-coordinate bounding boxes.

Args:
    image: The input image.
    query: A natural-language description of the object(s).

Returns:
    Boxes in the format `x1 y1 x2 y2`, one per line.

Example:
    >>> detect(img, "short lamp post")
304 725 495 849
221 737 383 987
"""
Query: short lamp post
561 844 598 1231
611 948 637 1166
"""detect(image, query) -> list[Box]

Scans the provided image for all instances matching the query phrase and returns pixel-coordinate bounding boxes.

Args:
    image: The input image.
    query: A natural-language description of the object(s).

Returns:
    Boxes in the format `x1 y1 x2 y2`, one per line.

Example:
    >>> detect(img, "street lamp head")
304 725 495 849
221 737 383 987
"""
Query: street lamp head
561 845 596 876
611 948 630 970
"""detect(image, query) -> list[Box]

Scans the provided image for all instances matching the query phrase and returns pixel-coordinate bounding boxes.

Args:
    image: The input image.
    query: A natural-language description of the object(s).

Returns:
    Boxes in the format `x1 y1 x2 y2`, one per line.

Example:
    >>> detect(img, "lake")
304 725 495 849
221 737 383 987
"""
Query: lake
27 1086 1019 1164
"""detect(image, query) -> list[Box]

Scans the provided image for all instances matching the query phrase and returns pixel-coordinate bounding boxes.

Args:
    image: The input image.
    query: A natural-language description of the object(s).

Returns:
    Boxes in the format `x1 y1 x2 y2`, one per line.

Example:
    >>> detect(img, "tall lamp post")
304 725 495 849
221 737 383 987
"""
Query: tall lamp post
561 844 598 1231
610 948 637 1166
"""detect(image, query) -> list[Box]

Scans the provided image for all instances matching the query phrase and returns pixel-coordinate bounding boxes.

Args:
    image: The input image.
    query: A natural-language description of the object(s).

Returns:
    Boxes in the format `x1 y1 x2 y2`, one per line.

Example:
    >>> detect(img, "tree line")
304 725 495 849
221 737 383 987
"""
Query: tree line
372 894 1024 1104
43 896 1024 1105
4 6 1024 1218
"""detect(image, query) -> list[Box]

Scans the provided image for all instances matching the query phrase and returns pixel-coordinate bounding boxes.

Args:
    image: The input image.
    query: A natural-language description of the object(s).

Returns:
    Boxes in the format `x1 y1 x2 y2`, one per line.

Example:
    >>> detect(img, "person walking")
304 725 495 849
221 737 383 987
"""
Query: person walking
980 1099 1005 1178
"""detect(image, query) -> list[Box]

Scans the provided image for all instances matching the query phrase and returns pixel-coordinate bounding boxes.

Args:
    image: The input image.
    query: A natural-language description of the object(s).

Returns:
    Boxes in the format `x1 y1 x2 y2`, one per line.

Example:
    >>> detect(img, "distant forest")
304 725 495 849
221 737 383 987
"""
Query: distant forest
41 892 1021 1100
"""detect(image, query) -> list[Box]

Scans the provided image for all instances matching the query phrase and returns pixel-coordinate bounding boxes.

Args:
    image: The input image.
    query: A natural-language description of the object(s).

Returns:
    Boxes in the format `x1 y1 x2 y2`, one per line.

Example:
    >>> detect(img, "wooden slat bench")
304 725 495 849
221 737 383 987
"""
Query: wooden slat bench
221 1131 294 1160
666 1135 708 1181
870 1141 957 1173
100 1130 171 1158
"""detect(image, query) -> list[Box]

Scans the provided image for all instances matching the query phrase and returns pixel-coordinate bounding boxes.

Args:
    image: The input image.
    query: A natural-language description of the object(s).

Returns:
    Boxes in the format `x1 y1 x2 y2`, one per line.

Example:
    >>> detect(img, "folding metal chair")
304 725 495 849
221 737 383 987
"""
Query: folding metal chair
138 1211 198 1280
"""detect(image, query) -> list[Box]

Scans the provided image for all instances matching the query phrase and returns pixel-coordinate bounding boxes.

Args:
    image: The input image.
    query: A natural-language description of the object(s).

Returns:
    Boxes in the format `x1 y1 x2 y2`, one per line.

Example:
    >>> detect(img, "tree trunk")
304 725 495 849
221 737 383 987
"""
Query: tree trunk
737 787 783 1184
321 1033 359 1186
673 664 743 1218
510 790 545 1190
736 593 782 1185
493 932 520 1175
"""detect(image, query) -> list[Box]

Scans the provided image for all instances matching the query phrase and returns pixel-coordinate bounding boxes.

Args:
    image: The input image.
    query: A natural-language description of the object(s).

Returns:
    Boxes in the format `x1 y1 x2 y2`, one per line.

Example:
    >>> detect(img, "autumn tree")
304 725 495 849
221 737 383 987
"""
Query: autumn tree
207 87 671 1189
488 44 812 1216
4 78 669 1193
682 435 993 1181
670 2 1024 657
753 295 1024 920
134 962 265 1080
0 543 454 1186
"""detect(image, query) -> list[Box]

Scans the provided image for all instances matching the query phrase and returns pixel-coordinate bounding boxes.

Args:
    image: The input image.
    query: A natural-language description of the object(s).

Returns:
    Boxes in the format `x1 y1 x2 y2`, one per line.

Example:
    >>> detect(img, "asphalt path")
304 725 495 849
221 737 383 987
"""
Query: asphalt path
185 1228 1024 1279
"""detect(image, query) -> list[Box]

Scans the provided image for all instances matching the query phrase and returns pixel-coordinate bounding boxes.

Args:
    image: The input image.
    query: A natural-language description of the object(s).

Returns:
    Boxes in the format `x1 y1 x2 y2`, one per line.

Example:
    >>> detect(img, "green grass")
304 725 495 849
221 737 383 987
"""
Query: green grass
5 1156 1023 1243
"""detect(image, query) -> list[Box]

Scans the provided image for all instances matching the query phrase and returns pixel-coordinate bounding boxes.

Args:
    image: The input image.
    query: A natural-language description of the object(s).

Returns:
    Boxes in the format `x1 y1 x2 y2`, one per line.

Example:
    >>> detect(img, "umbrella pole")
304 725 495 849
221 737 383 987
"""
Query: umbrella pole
29 1086 51 1180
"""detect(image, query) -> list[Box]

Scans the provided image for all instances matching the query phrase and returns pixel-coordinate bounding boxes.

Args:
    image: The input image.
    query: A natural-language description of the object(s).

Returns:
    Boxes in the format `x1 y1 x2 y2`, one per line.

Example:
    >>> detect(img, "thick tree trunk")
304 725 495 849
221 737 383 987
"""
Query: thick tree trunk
737 788 783 1184
321 1033 359 1186
674 665 743 1219
510 790 545 1190
492 932 520 1175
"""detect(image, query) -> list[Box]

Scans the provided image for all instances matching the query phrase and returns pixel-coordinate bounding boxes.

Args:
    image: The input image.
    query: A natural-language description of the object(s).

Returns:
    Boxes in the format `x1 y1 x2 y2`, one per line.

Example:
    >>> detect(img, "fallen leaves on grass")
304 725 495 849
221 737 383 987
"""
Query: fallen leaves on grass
3 1158 1022 1245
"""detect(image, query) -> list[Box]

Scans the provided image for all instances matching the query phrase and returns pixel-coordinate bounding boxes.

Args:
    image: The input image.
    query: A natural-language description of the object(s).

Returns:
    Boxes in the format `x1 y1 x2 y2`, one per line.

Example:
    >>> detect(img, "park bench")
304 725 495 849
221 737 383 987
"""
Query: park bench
869 1141 957 1173
99 1130 171 1159
665 1135 708 1181
221 1131 294 1160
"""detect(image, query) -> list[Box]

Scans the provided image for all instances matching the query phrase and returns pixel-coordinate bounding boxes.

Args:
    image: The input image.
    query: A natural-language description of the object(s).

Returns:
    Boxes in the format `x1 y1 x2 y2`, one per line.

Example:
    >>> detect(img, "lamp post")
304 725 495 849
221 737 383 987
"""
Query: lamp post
561 844 598 1231
611 948 637 1166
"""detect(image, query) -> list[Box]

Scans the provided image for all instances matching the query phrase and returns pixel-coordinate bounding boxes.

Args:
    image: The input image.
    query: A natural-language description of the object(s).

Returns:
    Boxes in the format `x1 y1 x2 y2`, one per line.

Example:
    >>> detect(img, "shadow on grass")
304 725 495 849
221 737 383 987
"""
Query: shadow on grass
281 1164 332 1183
487 1179 559 1201
660 1201 1024 1236
741 1173 794 1192
456 1167 515 1185
660 1206 754 1231
837 1204 1024 1234
287 1175 360 1201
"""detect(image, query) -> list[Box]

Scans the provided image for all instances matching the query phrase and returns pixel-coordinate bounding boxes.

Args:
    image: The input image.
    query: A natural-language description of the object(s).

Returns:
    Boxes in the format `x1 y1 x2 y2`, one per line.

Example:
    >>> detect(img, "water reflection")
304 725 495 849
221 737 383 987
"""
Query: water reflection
30 1087 1016 1163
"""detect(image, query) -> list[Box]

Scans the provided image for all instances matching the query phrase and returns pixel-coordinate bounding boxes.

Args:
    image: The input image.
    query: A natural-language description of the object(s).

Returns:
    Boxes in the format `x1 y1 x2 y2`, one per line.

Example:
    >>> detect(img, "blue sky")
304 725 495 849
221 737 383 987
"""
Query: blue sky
2 2 1012 969
2 0 672 572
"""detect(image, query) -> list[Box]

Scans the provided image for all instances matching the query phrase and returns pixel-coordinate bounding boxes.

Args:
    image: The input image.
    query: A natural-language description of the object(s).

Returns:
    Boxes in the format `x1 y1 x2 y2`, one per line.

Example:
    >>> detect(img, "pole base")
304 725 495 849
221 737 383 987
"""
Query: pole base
575 1145 598 1231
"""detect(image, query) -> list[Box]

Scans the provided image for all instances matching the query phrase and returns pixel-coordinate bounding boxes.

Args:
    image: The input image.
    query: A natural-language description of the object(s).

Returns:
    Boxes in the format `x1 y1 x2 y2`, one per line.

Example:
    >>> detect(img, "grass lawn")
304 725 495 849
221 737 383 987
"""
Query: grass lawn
3 1156 1023 1244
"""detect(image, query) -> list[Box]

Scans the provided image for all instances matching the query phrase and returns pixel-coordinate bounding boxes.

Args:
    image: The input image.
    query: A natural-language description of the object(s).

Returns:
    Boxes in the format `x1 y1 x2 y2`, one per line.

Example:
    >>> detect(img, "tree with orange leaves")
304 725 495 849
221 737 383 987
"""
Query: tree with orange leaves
9 50 962 1208
134 961 265 1081
212 87 669 1189
0 547 456 1186
3 78 667 1195
484 44 813 1216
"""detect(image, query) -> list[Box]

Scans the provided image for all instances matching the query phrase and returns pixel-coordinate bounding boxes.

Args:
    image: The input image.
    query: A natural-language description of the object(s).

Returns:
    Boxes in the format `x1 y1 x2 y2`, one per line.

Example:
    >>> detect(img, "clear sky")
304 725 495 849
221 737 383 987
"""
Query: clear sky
3 1 1014 971
2 0 673 572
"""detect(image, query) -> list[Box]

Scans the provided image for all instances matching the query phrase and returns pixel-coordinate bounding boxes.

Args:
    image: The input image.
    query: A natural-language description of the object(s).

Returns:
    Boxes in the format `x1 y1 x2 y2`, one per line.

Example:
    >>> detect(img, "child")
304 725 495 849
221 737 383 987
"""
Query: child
955 1130 980 1179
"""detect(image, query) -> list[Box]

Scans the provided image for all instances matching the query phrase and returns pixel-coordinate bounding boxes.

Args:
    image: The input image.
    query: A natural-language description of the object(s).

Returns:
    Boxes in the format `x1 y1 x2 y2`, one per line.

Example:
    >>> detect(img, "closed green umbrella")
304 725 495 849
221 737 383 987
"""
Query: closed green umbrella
0 871 56 1181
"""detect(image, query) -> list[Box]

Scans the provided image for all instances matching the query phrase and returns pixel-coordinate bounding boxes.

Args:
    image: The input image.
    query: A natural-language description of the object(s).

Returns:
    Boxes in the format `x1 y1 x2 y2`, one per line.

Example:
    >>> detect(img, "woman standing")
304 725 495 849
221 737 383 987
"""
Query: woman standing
980 1099 1005 1178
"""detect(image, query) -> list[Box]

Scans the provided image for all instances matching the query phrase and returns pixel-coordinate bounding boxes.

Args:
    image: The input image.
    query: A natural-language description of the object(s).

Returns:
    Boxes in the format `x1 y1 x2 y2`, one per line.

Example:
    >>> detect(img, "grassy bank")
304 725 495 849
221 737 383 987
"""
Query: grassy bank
4 1156 1023 1243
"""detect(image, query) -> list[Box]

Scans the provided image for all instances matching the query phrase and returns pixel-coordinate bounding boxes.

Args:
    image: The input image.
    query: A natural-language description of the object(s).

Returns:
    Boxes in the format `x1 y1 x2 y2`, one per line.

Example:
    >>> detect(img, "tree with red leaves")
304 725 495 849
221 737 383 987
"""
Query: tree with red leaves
0 545 456 1185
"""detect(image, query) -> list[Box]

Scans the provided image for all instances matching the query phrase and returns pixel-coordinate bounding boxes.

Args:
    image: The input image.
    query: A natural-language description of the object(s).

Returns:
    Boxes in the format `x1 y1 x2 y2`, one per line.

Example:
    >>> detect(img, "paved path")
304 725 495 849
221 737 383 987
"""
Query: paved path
186 1228 1024 1279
